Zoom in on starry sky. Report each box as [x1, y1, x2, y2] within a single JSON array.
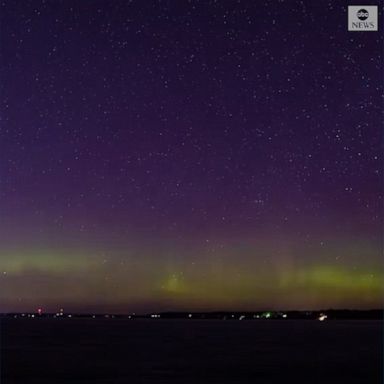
[[0, 0, 383, 313]]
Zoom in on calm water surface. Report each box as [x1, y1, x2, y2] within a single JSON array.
[[1, 319, 382, 383]]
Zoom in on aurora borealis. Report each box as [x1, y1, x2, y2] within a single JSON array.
[[0, 1, 382, 313]]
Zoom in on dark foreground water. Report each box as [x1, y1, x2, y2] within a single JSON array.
[[1, 319, 382, 383]]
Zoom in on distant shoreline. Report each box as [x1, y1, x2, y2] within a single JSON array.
[[1, 309, 382, 320]]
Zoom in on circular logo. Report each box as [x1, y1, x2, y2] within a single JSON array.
[[357, 9, 369, 20]]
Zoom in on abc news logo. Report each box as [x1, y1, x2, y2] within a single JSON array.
[[357, 9, 369, 20], [348, 6, 378, 31]]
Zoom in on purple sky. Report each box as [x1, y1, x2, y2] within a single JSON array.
[[0, 0, 382, 313]]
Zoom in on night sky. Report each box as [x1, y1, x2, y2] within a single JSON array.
[[0, 0, 382, 313]]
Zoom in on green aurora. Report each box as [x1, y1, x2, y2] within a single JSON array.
[[1, 240, 382, 313]]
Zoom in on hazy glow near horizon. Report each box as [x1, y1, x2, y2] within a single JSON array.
[[1, 240, 382, 312]]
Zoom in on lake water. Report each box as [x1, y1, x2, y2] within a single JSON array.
[[1, 318, 382, 383]]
